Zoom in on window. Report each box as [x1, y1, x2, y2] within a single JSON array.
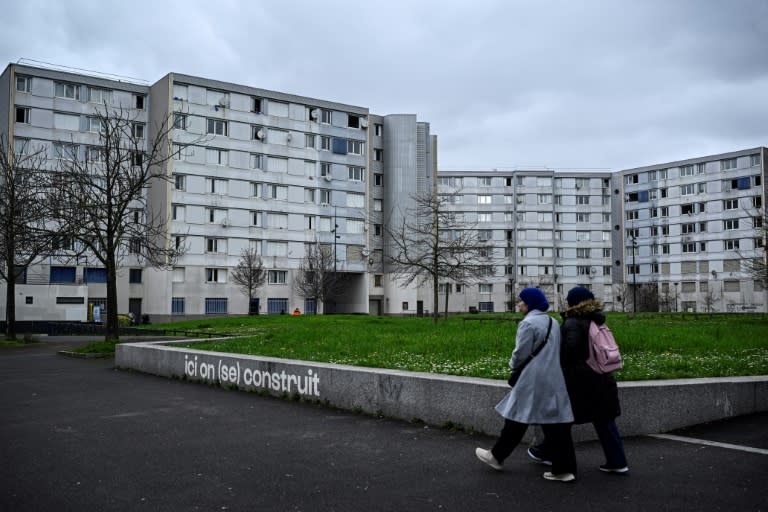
[[478, 213, 492, 223], [50, 266, 76, 283], [725, 239, 740, 250], [135, 95, 145, 110], [267, 214, 288, 230], [132, 123, 145, 139], [129, 237, 142, 254], [374, 199, 382, 212], [171, 297, 185, 314], [680, 184, 695, 196], [477, 195, 492, 205], [374, 173, 383, 186], [172, 205, 185, 221], [206, 149, 228, 166], [478, 230, 493, 241], [305, 188, 316, 203], [266, 184, 288, 200], [319, 189, 332, 205], [680, 165, 694, 177], [374, 123, 383, 136], [625, 174, 638, 185], [54, 143, 78, 160], [626, 264, 639, 275], [723, 219, 739, 230], [577, 248, 591, 258], [84, 268, 107, 283], [479, 284, 493, 294], [576, 195, 590, 205], [347, 114, 361, 128], [373, 148, 383, 161], [129, 269, 142, 284], [576, 231, 591, 241], [205, 298, 228, 314], [479, 176, 492, 187], [626, 210, 639, 220], [173, 174, 185, 190], [576, 213, 590, 223], [347, 140, 364, 155], [347, 193, 365, 208], [681, 223, 696, 234], [682, 242, 697, 253], [720, 158, 737, 170], [207, 119, 228, 136], [206, 178, 228, 194], [206, 238, 227, 253], [206, 207, 227, 223], [205, 268, 227, 283], [438, 176, 463, 187], [15, 107, 30, 124], [347, 220, 365, 233], [16, 75, 31, 92], [305, 134, 315, 148], [348, 166, 365, 182], [54, 113, 79, 131], [88, 87, 112, 104], [55, 82, 79, 100], [251, 97, 262, 113], [537, 194, 552, 204], [268, 270, 287, 284], [174, 113, 187, 130], [320, 136, 331, 151], [251, 211, 262, 226], [750, 154, 761, 166], [320, 109, 332, 124], [374, 224, 382, 236], [87, 117, 105, 133]]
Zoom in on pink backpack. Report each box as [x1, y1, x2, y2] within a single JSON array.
[[586, 321, 623, 374]]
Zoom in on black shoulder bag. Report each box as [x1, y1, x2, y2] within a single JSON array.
[[507, 317, 554, 387]]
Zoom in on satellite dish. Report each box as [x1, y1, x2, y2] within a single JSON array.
[[361, 248, 370, 257], [310, 109, 319, 120], [360, 118, 368, 128], [256, 129, 265, 140]]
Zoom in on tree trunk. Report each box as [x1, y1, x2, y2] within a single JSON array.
[[443, 285, 449, 321], [106, 260, 119, 341], [5, 261, 16, 340]]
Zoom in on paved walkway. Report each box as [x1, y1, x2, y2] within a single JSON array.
[[1, 338, 766, 511]]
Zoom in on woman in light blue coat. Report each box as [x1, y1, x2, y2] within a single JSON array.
[[475, 288, 577, 482]]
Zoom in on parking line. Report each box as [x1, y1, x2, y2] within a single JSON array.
[[648, 434, 768, 455]]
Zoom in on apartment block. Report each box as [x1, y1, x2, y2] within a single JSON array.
[[1, 61, 765, 322], [1, 63, 434, 321], [619, 148, 766, 313]]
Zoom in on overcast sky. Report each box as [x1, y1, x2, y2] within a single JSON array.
[[2, 0, 766, 171]]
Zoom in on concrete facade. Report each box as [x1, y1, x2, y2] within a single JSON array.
[[1, 60, 765, 321], [116, 340, 768, 441]]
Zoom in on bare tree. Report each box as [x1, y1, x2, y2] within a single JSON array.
[[0, 136, 53, 339], [293, 241, 347, 314], [739, 208, 768, 289], [48, 106, 188, 340], [385, 191, 494, 323], [230, 248, 266, 314]]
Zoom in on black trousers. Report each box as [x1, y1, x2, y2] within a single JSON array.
[[491, 420, 577, 475]]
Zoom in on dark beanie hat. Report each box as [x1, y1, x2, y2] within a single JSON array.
[[566, 286, 594, 306], [519, 288, 549, 312]]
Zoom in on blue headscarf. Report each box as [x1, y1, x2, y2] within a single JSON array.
[[519, 287, 549, 312]]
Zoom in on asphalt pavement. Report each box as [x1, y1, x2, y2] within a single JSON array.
[[1, 337, 766, 512]]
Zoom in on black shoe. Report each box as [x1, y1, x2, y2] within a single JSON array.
[[527, 447, 552, 466], [599, 464, 629, 474]]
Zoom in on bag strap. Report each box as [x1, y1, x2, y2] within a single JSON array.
[[512, 317, 554, 370], [530, 317, 554, 358]]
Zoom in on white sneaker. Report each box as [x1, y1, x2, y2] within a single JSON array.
[[475, 448, 503, 471], [543, 471, 576, 482]]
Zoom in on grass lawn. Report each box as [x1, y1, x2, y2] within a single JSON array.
[[142, 312, 768, 381]]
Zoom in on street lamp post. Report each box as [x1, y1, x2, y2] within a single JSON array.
[[631, 235, 638, 313]]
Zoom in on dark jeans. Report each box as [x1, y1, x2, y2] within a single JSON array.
[[491, 420, 577, 475], [535, 419, 627, 468], [594, 420, 628, 467]]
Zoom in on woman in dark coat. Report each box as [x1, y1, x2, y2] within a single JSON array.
[[528, 287, 629, 473]]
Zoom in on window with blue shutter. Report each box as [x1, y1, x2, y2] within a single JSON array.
[[332, 137, 348, 155]]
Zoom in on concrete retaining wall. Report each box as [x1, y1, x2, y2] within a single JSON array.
[[116, 340, 768, 440]]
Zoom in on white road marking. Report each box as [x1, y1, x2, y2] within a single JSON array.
[[648, 433, 768, 455]]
